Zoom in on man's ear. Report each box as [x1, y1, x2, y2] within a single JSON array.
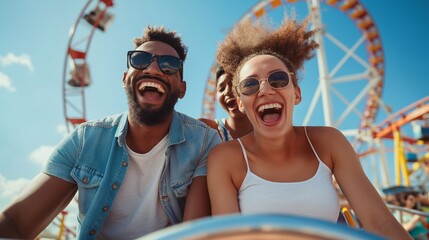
[[294, 86, 302, 105], [179, 81, 186, 98], [122, 71, 127, 82]]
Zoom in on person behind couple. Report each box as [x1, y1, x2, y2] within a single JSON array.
[[409, 153, 429, 207], [0, 26, 221, 239], [199, 66, 253, 141], [400, 192, 429, 240], [207, 16, 411, 240]]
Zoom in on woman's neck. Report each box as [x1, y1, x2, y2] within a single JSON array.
[[250, 126, 299, 154]]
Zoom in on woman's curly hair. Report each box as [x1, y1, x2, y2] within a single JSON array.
[[216, 16, 319, 94]]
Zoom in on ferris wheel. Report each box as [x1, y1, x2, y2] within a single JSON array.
[[55, 0, 115, 237], [62, 0, 114, 132], [202, 0, 385, 146]]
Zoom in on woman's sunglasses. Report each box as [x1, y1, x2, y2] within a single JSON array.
[[127, 50, 182, 75], [238, 71, 294, 96]]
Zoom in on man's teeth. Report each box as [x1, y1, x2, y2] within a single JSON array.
[[258, 103, 282, 112], [139, 82, 165, 93]]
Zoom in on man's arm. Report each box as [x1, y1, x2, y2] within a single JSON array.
[[182, 176, 211, 221], [0, 173, 77, 239], [183, 127, 222, 221]]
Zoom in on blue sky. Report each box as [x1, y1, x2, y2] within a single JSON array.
[[1, 0, 428, 232]]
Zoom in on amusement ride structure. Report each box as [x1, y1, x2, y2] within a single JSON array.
[[62, 0, 114, 132], [55, 0, 428, 239]]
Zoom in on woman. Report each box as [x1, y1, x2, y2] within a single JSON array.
[[199, 66, 253, 141], [207, 17, 411, 239], [400, 193, 429, 239]]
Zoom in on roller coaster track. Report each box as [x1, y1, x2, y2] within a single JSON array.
[[373, 96, 429, 142]]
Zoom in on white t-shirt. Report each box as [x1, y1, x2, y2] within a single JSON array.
[[100, 135, 169, 239]]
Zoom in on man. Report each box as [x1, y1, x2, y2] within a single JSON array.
[[0, 26, 221, 239]]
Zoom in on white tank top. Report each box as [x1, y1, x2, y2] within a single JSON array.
[[238, 127, 340, 222], [100, 135, 169, 239]]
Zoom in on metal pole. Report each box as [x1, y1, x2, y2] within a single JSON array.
[[308, 0, 333, 126]]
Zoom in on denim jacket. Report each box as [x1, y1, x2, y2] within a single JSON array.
[[43, 111, 221, 239]]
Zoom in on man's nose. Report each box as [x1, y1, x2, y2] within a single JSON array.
[[143, 57, 162, 75]]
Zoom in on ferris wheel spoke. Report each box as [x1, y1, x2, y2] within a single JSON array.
[[330, 86, 362, 118], [328, 34, 366, 78], [70, 35, 91, 49], [331, 71, 370, 84], [335, 77, 380, 127], [65, 100, 84, 115], [325, 32, 371, 70], [341, 129, 360, 137]]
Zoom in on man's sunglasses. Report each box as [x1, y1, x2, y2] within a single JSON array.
[[238, 71, 294, 96], [127, 50, 182, 75]]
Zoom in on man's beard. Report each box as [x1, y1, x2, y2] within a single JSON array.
[[125, 80, 179, 126]]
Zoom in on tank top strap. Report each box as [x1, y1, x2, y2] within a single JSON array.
[[304, 126, 322, 164], [215, 118, 231, 141], [236, 138, 250, 171]]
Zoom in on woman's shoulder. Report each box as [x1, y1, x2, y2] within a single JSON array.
[[299, 126, 347, 161], [207, 139, 248, 189], [208, 140, 245, 167], [302, 126, 345, 142], [198, 118, 219, 130], [210, 139, 242, 157], [303, 125, 341, 133]]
